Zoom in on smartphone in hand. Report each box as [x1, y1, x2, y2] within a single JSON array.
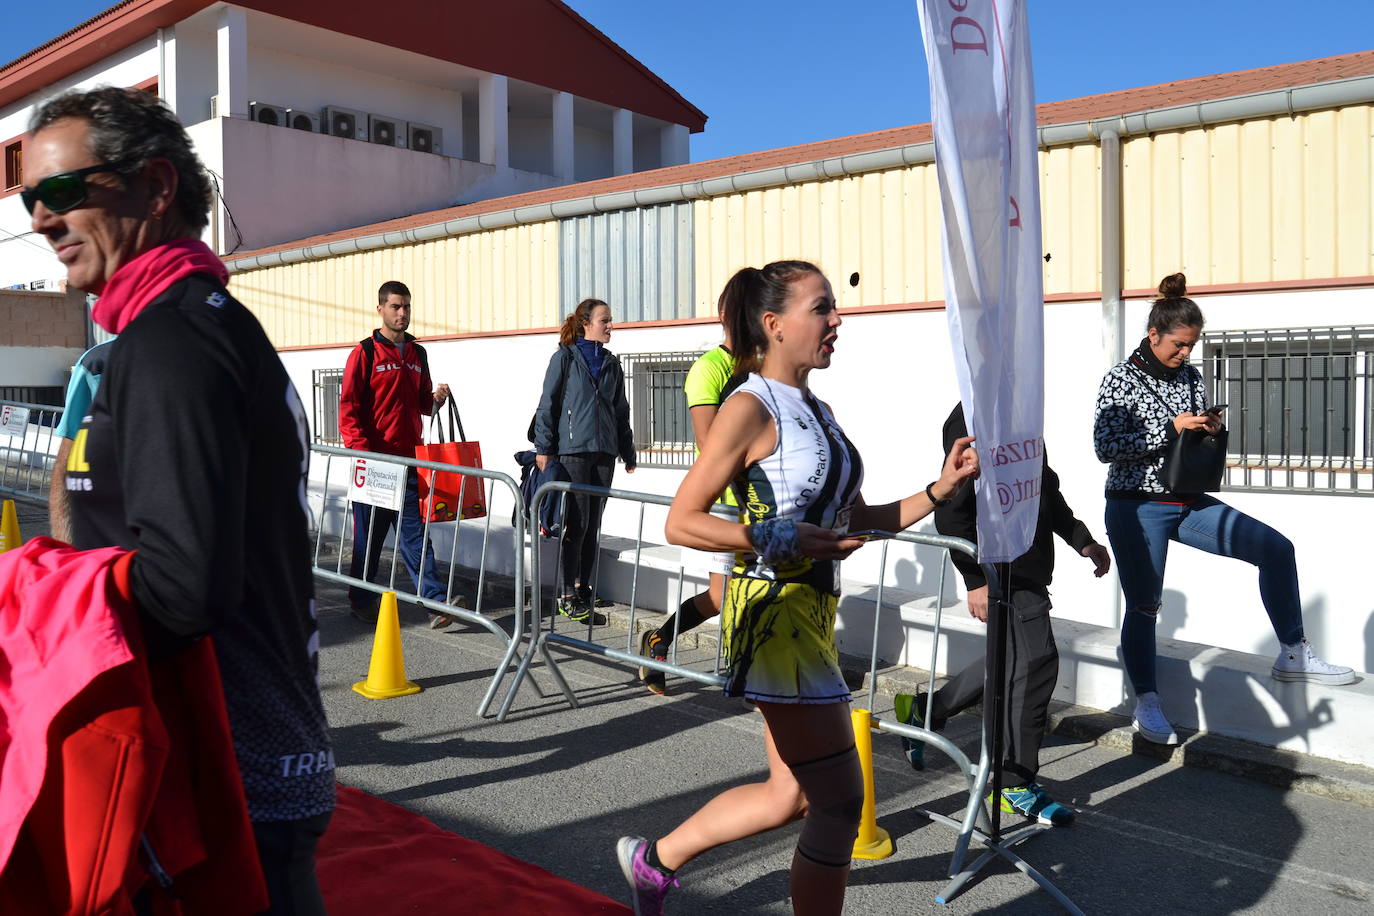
[[1203, 403, 1228, 417]]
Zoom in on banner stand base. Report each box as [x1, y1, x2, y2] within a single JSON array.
[[916, 806, 1081, 913]]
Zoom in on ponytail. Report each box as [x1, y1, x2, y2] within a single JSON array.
[[719, 260, 821, 378], [559, 298, 608, 347]]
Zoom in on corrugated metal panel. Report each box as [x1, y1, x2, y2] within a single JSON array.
[[1121, 104, 1374, 289], [233, 223, 561, 347], [692, 168, 944, 314], [558, 202, 694, 323], [691, 148, 1098, 310], [1039, 142, 1102, 295]]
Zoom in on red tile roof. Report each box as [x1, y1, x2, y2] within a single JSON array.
[[1, 1, 706, 130], [230, 49, 1374, 264]]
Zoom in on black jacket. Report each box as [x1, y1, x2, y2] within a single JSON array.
[[934, 403, 1097, 592], [531, 344, 636, 466], [67, 273, 333, 822]]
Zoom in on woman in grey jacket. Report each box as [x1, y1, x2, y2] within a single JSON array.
[[533, 299, 636, 620]]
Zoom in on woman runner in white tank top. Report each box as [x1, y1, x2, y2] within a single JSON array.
[[614, 261, 980, 916]]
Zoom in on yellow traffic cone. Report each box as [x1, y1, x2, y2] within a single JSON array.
[[0, 500, 21, 553], [352, 592, 421, 698], [851, 707, 894, 860]]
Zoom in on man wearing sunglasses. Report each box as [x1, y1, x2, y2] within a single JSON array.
[[22, 87, 334, 913]]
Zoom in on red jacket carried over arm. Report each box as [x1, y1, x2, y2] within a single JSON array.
[[338, 333, 434, 456]]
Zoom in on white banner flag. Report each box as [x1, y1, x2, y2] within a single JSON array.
[[917, 0, 1044, 563]]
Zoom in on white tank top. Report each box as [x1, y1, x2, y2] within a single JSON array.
[[725, 373, 864, 592]]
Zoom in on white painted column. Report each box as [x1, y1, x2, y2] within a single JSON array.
[[479, 74, 509, 169], [216, 6, 247, 119], [451, 92, 465, 160], [157, 28, 172, 106], [612, 107, 634, 175], [660, 123, 689, 167], [552, 91, 575, 181]]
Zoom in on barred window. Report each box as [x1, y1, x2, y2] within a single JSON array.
[[312, 367, 344, 446], [1201, 326, 1374, 495], [620, 351, 703, 469]]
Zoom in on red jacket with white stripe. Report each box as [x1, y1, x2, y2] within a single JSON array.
[[338, 331, 435, 456]]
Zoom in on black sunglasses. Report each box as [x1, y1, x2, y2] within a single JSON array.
[[20, 161, 132, 216]]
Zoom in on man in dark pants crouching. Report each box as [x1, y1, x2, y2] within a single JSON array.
[[895, 402, 1111, 827]]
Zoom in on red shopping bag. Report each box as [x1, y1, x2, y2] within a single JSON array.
[[415, 401, 487, 521]]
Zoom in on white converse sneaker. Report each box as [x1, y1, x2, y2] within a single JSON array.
[[1272, 638, 1356, 686], [1132, 692, 1179, 745]]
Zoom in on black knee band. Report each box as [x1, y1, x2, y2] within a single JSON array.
[[788, 745, 863, 867]]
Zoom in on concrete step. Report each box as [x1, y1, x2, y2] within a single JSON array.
[[600, 603, 1374, 809]]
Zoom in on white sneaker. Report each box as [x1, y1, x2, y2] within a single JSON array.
[[1272, 638, 1356, 686], [1132, 692, 1179, 745]]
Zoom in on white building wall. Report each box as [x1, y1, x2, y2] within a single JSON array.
[[0, 346, 83, 385], [244, 46, 467, 153], [509, 115, 554, 175], [162, 24, 218, 124], [213, 117, 559, 252], [574, 124, 614, 182], [279, 286, 1374, 679]]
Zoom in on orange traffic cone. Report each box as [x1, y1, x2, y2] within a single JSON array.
[[851, 707, 895, 860], [352, 592, 421, 698], [0, 499, 21, 553]]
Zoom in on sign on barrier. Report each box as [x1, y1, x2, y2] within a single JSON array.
[[0, 405, 29, 437], [347, 456, 406, 511]]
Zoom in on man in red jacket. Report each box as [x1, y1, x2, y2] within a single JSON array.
[[339, 281, 457, 627]]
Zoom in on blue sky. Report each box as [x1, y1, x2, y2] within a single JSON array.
[[5, 1, 1373, 162]]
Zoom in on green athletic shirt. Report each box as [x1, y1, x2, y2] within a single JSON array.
[[684, 344, 736, 410], [684, 345, 738, 506]]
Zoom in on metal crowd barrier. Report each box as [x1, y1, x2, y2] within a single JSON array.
[[308, 444, 529, 718], [0, 399, 63, 504], [496, 479, 734, 721], [499, 478, 1074, 911]]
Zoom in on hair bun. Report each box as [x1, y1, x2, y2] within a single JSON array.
[[1158, 272, 1188, 299]]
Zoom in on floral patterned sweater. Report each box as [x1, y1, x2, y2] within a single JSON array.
[[1093, 350, 1209, 498]]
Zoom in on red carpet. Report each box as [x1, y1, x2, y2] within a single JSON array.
[[318, 786, 630, 915]]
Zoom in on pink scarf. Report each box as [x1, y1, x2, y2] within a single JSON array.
[[91, 239, 230, 334]]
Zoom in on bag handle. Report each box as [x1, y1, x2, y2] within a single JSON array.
[[447, 399, 467, 442], [427, 406, 447, 444]]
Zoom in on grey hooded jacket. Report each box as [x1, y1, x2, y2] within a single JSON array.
[[531, 344, 636, 467]]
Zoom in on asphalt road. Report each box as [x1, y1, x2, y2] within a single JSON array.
[[316, 583, 1374, 915]]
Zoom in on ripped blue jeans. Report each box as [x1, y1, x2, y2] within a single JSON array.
[[1105, 495, 1304, 696]]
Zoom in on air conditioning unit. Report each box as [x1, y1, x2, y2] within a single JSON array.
[[285, 108, 320, 133], [368, 114, 408, 148], [249, 101, 287, 127], [321, 106, 368, 141], [407, 122, 443, 156]]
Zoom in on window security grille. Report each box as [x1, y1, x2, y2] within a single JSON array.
[[312, 368, 345, 446], [1200, 325, 1374, 495], [619, 351, 704, 469]]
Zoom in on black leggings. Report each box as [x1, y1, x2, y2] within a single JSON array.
[[558, 452, 615, 592]]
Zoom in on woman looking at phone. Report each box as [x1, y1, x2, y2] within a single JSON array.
[[615, 260, 978, 916], [1093, 272, 1354, 747]]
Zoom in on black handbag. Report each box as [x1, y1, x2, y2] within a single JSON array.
[[1160, 426, 1228, 492], [1132, 368, 1228, 493]]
